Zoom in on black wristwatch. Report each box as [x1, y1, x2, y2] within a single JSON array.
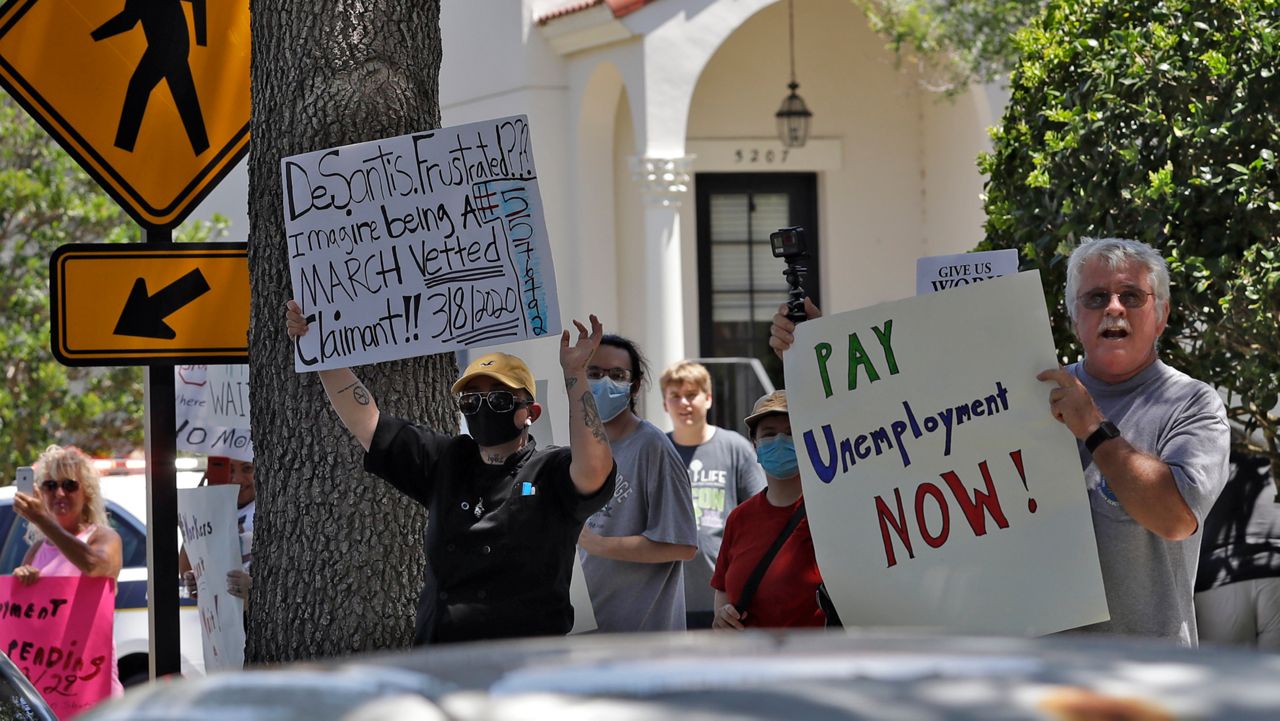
[[1085, 420, 1121, 454]]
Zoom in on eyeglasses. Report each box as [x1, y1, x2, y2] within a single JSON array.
[[1078, 289, 1155, 311], [457, 391, 532, 415], [587, 367, 632, 383], [41, 479, 81, 494]]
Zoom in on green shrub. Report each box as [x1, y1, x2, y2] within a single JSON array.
[[979, 0, 1280, 475]]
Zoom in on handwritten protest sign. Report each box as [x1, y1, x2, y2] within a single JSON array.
[[178, 486, 246, 671], [0, 576, 115, 718], [785, 271, 1108, 635], [282, 115, 561, 372], [175, 365, 253, 461], [915, 248, 1019, 295]]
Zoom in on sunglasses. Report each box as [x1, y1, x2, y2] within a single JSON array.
[[457, 391, 532, 415], [41, 479, 81, 494], [1078, 289, 1155, 311]]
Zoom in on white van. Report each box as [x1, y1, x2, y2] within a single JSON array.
[[0, 473, 206, 685]]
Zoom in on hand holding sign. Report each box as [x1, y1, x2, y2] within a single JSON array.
[[285, 299, 310, 339], [1037, 366, 1106, 439]]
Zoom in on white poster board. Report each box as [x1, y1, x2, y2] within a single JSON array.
[[784, 271, 1108, 635], [178, 486, 246, 671], [175, 365, 253, 461], [568, 554, 597, 635], [916, 248, 1019, 295], [282, 115, 561, 372]]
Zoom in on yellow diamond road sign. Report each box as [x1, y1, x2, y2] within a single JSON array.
[[0, 0, 250, 229], [50, 243, 249, 366]]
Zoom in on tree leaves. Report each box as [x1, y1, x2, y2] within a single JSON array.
[[981, 0, 1280, 474], [0, 92, 226, 475]]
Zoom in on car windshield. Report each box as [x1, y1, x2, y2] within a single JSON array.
[[0, 652, 55, 721]]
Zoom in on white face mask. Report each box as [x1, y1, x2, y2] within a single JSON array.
[[590, 377, 632, 422]]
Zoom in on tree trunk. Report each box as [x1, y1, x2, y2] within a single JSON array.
[[246, 0, 452, 661]]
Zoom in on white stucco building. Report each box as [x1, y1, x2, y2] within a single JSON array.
[[190, 0, 1004, 436]]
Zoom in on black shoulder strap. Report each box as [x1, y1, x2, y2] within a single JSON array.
[[735, 502, 806, 615]]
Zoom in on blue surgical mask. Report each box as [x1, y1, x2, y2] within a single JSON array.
[[590, 377, 632, 422], [756, 434, 799, 479]]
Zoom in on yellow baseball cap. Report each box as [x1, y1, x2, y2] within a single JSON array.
[[744, 390, 789, 435], [451, 352, 537, 400]]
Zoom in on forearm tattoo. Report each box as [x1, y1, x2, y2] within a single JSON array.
[[580, 391, 608, 445], [565, 376, 579, 391], [338, 381, 372, 406]]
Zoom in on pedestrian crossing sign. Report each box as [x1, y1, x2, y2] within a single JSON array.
[[0, 0, 250, 229]]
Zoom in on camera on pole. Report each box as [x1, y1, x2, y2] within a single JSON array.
[[770, 226, 809, 324]]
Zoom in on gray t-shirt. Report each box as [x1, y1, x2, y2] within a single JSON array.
[[581, 419, 698, 632], [1070, 359, 1229, 646], [669, 427, 767, 614]]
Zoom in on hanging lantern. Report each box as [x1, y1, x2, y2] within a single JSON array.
[[775, 0, 812, 148], [776, 81, 812, 149]]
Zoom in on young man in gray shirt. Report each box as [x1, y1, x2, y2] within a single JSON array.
[[579, 335, 698, 632], [661, 360, 766, 629]]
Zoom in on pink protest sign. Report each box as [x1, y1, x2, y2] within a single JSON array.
[[0, 576, 115, 719]]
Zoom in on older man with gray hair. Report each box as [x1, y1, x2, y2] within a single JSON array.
[[1036, 237, 1229, 646]]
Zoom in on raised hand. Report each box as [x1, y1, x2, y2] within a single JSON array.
[[769, 298, 822, 359], [560, 314, 603, 375], [13, 491, 53, 529]]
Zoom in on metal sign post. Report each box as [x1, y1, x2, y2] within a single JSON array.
[[140, 221, 181, 676]]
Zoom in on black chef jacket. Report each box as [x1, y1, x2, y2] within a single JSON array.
[[364, 414, 616, 644]]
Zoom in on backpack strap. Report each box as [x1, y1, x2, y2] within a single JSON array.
[[734, 502, 806, 615]]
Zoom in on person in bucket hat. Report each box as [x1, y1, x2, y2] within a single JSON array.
[[711, 390, 828, 630]]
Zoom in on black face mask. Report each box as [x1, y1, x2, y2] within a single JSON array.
[[467, 406, 523, 447]]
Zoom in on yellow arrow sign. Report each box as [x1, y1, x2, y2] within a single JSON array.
[[0, 0, 250, 229], [50, 243, 248, 366]]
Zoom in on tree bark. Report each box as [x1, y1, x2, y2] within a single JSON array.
[[246, 0, 452, 661]]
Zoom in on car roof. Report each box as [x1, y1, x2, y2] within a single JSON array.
[[0, 472, 205, 525], [79, 630, 1280, 721]]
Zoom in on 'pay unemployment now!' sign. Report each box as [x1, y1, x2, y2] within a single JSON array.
[[785, 271, 1108, 635]]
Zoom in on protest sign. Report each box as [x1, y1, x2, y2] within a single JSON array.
[[0, 576, 115, 718], [784, 271, 1108, 635], [568, 553, 597, 635], [915, 248, 1019, 296], [282, 115, 561, 372], [175, 364, 253, 461], [178, 485, 246, 671]]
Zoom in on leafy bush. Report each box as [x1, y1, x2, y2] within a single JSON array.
[[979, 0, 1280, 477]]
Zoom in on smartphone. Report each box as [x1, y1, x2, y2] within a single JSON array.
[[15, 466, 34, 495], [205, 456, 230, 486]]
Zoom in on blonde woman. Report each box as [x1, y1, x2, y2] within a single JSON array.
[[12, 444, 124, 696]]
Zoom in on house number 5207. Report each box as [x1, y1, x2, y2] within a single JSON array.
[[734, 148, 789, 164]]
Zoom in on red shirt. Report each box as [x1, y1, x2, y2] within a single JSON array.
[[711, 493, 826, 628]]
